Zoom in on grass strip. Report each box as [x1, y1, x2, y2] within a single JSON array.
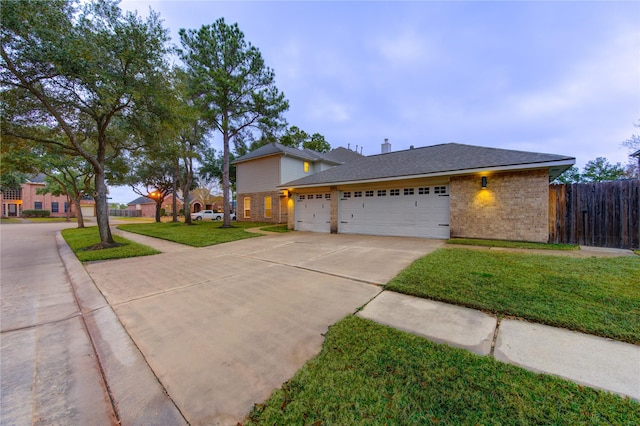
[[62, 226, 160, 262], [117, 220, 267, 247], [0, 218, 21, 223], [259, 224, 289, 233], [387, 248, 640, 344], [447, 238, 578, 250], [247, 316, 639, 425]]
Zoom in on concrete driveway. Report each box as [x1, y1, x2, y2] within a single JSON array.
[[85, 231, 443, 425]]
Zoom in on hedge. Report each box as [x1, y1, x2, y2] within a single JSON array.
[[22, 209, 51, 218]]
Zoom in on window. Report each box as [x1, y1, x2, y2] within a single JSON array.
[[418, 187, 429, 195], [304, 161, 310, 173], [403, 188, 415, 195], [343, 192, 351, 198], [315, 194, 323, 199], [434, 186, 447, 194], [243, 197, 251, 218], [52, 202, 59, 213], [365, 190, 374, 197], [390, 189, 400, 196], [1, 188, 21, 200], [299, 195, 306, 200], [64, 202, 69, 213], [377, 190, 386, 197], [34, 201, 43, 209], [324, 194, 331, 199], [264, 196, 272, 218], [354, 191, 363, 198]]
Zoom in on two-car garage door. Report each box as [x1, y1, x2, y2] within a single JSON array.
[[295, 185, 450, 238], [339, 185, 450, 238]]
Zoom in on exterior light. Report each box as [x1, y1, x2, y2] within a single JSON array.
[[481, 176, 487, 188]]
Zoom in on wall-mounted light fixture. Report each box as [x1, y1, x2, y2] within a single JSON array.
[[481, 176, 487, 188], [281, 189, 292, 197]]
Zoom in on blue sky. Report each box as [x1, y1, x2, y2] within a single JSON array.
[[111, 0, 639, 203]]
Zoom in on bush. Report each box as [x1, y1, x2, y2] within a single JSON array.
[[160, 208, 166, 216], [22, 209, 50, 218]]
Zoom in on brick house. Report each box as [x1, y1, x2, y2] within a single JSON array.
[[0, 174, 95, 218], [233, 143, 363, 223], [259, 142, 574, 242], [126, 192, 216, 218]]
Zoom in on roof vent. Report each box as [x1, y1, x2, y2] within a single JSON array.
[[409, 145, 414, 150], [381, 138, 391, 154]]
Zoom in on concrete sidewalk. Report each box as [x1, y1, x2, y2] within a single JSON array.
[[358, 291, 640, 401]]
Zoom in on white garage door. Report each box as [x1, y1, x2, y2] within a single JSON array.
[[339, 186, 450, 238], [295, 193, 331, 232], [81, 205, 95, 217]]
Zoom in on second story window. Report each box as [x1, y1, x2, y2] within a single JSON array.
[[304, 161, 310, 173]]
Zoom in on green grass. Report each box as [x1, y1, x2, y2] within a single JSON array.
[[386, 248, 640, 344], [247, 316, 639, 425], [0, 218, 21, 223], [25, 217, 78, 223], [62, 226, 160, 262], [117, 220, 269, 247], [259, 224, 289, 233], [447, 238, 579, 250]]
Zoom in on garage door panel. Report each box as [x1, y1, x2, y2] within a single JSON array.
[[339, 187, 449, 239], [295, 195, 330, 233]]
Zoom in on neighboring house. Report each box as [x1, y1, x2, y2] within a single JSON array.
[[126, 193, 204, 217], [0, 174, 95, 218], [126, 196, 156, 218], [268, 142, 574, 243], [233, 143, 364, 223]]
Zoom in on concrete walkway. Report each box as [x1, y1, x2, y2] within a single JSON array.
[[358, 292, 640, 401]]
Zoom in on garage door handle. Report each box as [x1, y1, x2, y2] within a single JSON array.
[[340, 221, 348, 223], [438, 224, 450, 226], [439, 194, 449, 197]]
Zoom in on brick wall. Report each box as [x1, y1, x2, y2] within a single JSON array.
[[236, 190, 288, 223], [450, 169, 549, 242]]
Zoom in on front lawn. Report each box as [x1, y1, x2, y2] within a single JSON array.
[[62, 226, 160, 262], [117, 220, 268, 247], [386, 248, 640, 344], [247, 316, 639, 425]]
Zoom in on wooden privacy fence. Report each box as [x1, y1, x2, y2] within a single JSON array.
[[549, 180, 640, 249]]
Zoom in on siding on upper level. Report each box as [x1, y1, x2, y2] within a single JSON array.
[[280, 155, 312, 185], [236, 155, 281, 193]]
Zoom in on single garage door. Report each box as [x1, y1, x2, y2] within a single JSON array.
[[295, 193, 331, 232], [339, 186, 450, 238], [81, 204, 95, 217]]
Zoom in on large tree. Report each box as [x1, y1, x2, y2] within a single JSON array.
[[178, 18, 289, 227], [581, 157, 625, 182], [1, 0, 169, 247]]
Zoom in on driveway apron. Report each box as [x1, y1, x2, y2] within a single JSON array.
[[85, 231, 442, 425]]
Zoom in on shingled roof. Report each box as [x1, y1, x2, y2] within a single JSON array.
[[232, 142, 365, 166], [280, 143, 575, 188]]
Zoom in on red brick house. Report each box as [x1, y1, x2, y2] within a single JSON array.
[[0, 174, 95, 218]]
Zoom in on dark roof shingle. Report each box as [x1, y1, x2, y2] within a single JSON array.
[[282, 143, 574, 187]]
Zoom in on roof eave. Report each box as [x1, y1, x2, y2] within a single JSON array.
[[278, 159, 576, 189]]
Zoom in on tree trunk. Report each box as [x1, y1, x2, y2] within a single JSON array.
[[73, 197, 85, 228], [94, 170, 116, 247], [155, 199, 162, 223], [172, 164, 178, 222], [222, 128, 231, 228]]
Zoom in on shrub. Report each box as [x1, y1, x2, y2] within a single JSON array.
[[22, 209, 50, 218]]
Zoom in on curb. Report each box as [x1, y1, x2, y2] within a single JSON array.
[[57, 232, 188, 425]]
